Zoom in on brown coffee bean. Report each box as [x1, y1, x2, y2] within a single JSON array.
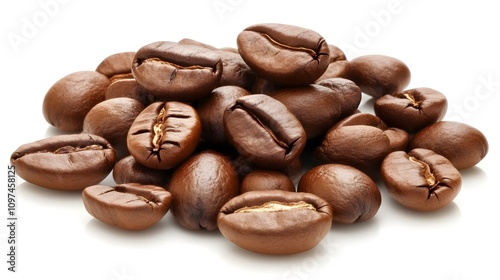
[[217, 190, 332, 255], [42, 71, 110, 131], [168, 150, 239, 230], [240, 170, 295, 193], [10, 134, 115, 191], [237, 23, 330, 86], [272, 84, 342, 140], [95, 51, 135, 79], [409, 121, 488, 170], [316, 44, 350, 81], [381, 148, 462, 211], [132, 41, 223, 102], [298, 164, 381, 223], [223, 94, 307, 170], [196, 85, 251, 146], [82, 97, 145, 159], [82, 183, 172, 230], [315, 77, 362, 118], [127, 101, 201, 170], [112, 155, 172, 187], [374, 87, 448, 133], [104, 77, 158, 106], [347, 54, 411, 98]]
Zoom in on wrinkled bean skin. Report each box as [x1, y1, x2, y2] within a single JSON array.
[[224, 94, 306, 170], [10, 134, 116, 191], [127, 101, 201, 170], [168, 150, 239, 230], [132, 41, 223, 102], [237, 23, 330, 86], [409, 121, 488, 170], [347, 54, 411, 98], [240, 170, 296, 193], [42, 71, 110, 132], [217, 190, 333, 255], [381, 148, 462, 211], [82, 183, 173, 230], [374, 87, 448, 133], [298, 164, 381, 223]]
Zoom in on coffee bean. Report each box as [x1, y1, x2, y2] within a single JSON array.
[[315, 77, 362, 118], [298, 164, 381, 223], [223, 94, 306, 170], [82, 183, 172, 230], [240, 170, 295, 193], [112, 155, 172, 187], [82, 97, 145, 159], [132, 41, 223, 102], [104, 77, 158, 106], [42, 71, 110, 131], [95, 51, 135, 79], [10, 134, 115, 191], [381, 148, 462, 211], [127, 101, 201, 170], [217, 190, 332, 255], [409, 121, 488, 170], [316, 44, 350, 81], [237, 23, 330, 86], [168, 150, 239, 230], [374, 87, 448, 133], [347, 54, 411, 98]]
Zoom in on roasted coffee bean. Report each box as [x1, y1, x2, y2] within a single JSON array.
[[168, 150, 239, 230], [237, 23, 330, 86], [217, 190, 332, 255], [381, 148, 462, 211], [132, 41, 223, 102], [240, 170, 295, 193], [316, 44, 350, 81], [127, 101, 201, 170], [224, 94, 307, 170], [10, 134, 115, 191], [409, 121, 488, 170], [298, 164, 381, 223], [82, 183, 172, 230], [196, 86, 250, 146], [272, 84, 342, 139], [315, 77, 362, 118], [213, 49, 257, 90], [374, 87, 448, 133], [95, 51, 135, 79], [315, 113, 409, 172], [347, 54, 411, 98], [104, 77, 158, 105], [42, 71, 110, 131], [83, 97, 145, 159], [178, 38, 218, 50], [112, 155, 172, 187]]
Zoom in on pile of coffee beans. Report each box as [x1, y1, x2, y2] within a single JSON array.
[[10, 23, 489, 255]]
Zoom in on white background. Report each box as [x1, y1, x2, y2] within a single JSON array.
[[1, 1, 499, 280]]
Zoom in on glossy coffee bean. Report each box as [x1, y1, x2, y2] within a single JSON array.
[[409, 121, 488, 170], [104, 77, 158, 106], [10, 134, 115, 191], [168, 150, 239, 230], [298, 164, 381, 223], [132, 41, 223, 102], [213, 49, 257, 90], [82, 183, 172, 230], [42, 71, 110, 131], [240, 170, 296, 193], [348, 54, 411, 98], [381, 148, 462, 211], [82, 97, 145, 159], [95, 51, 135, 79], [272, 84, 342, 140], [237, 23, 330, 86], [316, 44, 350, 81], [217, 190, 333, 255], [224, 94, 307, 170], [196, 85, 250, 146], [315, 77, 362, 118], [112, 155, 172, 187], [374, 87, 448, 133], [127, 101, 201, 170]]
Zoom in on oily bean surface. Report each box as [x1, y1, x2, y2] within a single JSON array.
[[127, 101, 201, 170], [82, 183, 172, 230], [112, 155, 172, 187], [381, 148, 462, 211], [95, 51, 136, 79], [240, 170, 296, 193], [10, 134, 115, 191], [217, 190, 333, 255]]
